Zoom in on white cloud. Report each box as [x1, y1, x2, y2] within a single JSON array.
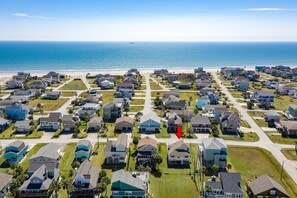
[[242, 8, 297, 11], [11, 12, 49, 19]]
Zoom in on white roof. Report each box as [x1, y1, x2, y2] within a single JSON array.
[[202, 138, 227, 150], [140, 112, 161, 124]]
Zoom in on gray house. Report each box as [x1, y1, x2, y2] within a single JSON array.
[[285, 104, 297, 120], [205, 172, 243, 198], [202, 138, 227, 168], [103, 101, 123, 121], [167, 112, 183, 133], [88, 117, 103, 131], [0, 172, 13, 198], [190, 115, 211, 133], [15, 120, 33, 133], [105, 133, 128, 164], [0, 117, 10, 132], [42, 91, 61, 100], [168, 140, 190, 165], [111, 170, 147, 198], [264, 110, 281, 122], [28, 143, 61, 178], [220, 112, 241, 134]]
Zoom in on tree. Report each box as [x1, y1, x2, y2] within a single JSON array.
[[94, 182, 106, 197], [247, 101, 254, 110], [99, 170, 107, 181], [84, 112, 90, 122], [226, 164, 232, 172], [239, 132, 245, 139], [50, 179, 61, 198], [72, 160, 81, 169], [133, 137, 140, 145], [212, 165, 219, 176], [9, 179, 20, 197], [205, 186, 212, 193], [151, 154, 163, 170]]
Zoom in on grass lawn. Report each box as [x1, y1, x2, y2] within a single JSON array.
[[266, 133, 297, 145], [241, 120, 251, 128], [0, 125, 43, 139], [129, 105, 144, 112], [61, 91, 77, 97], [59, 143, 76, 179], [0, 155, 13, 175], [247, 111, 264, 117], [281, 148, 297, 161], [126, 143, 137, 171], [150, 82, 163, 90], [228, 146, 297, 198], [131, 122, 141, 138], [20, 143, 46, 172], [180, 91, 198, 109], [28, 98, 69, 111], [59, 79, 87, 90], [274, 95, 297, 110], [130, 99, 145, 105], [151, 91, 165, 98], [99, 122, 118, 138], [254, 118, 268, 127], [101, 91, 115, 104], [222, 132, 259, 142], [150, 143, 200, 198], [229, 91, 243, 98], [140, 85, 147, 90], [155, 121, 171, 138], [182, 122, 197, 139]]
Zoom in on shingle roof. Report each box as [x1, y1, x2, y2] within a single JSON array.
[[168, 140, 190, 157], [111, 169, 146, 191], [137, 136, 157, 149], [115, 133, 128, 148], [89, 117, 103, 124], [74, 160, 99, 188], [202, 138, 227, 150], [140, 112, 161, 124], [190, 115, 210, 125], [7, 140, 25, 150], [15, 120, 31, 128], [39, 112, 62, 122], [280, 120, 297, 130], [248, 175, 289, 196], [30, 143, 61, 160], [115, 116, 134, 125], [0, 172, 13, 190], [0, 117, 9, 125], [220, 172, 243, 194]]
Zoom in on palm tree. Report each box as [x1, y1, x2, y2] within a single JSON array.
[[212, 165, 219, 176], [226, 164, 232, 172], [50, 179, 61, 198]]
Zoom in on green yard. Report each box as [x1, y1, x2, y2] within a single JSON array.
[[228, 146, 297, 198], [281, 148, 297, 161], [59, 143, 76, 179], [129, 105, 144, 112], [126, 144, 137, 171], [59, 79, 87, 90], [221, 132, 259, 142], [229, 91, 243, 98], [155, 121, 171, 138], [151, 91, 164, 98], [99, 122, 118, 138], [101, 91, 115, 104], [20, 143, 46, 172], [0, 125, 43, 139], [150, 82, 163, 90], [150, 143, 200, 198], [247, 111, 264, 117], [130, 99, 145, 105], [274, 95, 297, 110], [241, 120, 251, 128], [267, 133, 297, 145], [61, 91, 77, 97], [28, 98, 69, 111]]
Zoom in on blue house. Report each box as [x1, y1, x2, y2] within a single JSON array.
[[5, 105, 28, 121], [111, 170, 147, 198], [207, 92, 219, 105], [75, 140, 92, 162], [255, 66, 266, 72], [4, 140, 28, 165], [139, 112, 161, 133], [196, 96, 210, 110]]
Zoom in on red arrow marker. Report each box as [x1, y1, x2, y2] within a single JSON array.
[[175, 125, 183, 139]]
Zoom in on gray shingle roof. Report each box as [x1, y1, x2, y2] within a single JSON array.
[[219, 172, 243, 194], [202, 138, 227, 150], [15, 120, 31, 128], [30, 143, 61, 160], [74, 160, 99, 188], [168, 140, 190, 157], [0, 172, 13, 190], [0, 117, 9, 125], [39, 112, 62, 122], [7, 140, 25, 151], [190, 115, 210, 125], [140, 112, 161, 125]]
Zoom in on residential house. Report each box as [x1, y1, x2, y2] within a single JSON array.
[[5, 104, 28, 121], [264, 79, 279, 89], [190, 115, 211, 133], [255, 66, 266, 72], [285, 104, 297, 120], [75, 140, 92, 162], [167, 112, 183, 133], [39, 112, 62, 131], [278, 85, 295, 96], [168, 140, 190, 165], [42, 91, 61, 100], [137, 136, 157, 164], [277, 120, 297, 137], [207, 92, 219, 104], [6, 80, 24, 89], [243, 70, 259, 81], [0, 117, 10, 132], [220, 112, 241, 134], [165, 99, 187, 110], [212, 106, 228, 121], [246, 175, 289, 198], [168, 109, 193, 122], [4, 140, 28, 165], [200, 87, 215, 96], [88, 117, 103, 132], [196, 79, 211, 90], [77, 103, 100, 120], [28, 143, 61, 178], [166, 74, 179, 82], [177, 83, 192, 89], [15, 120, 33, 133], [19, 165, 54, 198], [252, 91, 274, 105], [288, 89, 297, 99], [233, 77, 250, 91], [72, 160, 100, 197], [163, 89, 180, 99], [116, 82, 134, 99], [113, 98, 130, 109], [14, 89, 37, 98], [139, 112, 161, 133], [264, 111, 281, 122], [205, 172, 243, 198], [154, 69, 169, 77], [103, 101, 123, 121], [62, 114, 78, 132], [115, 116, 134, 132], [0, 172, 13, 198], [202, 138, 227, 168], [81, 94, 101, 104], [111, 170, 147, 198], [164, 95, 179, 105], [221, 67, 244, 79], [196, 96, 210, 109], [105, 133, 128, 164], [28, 80, 47, 89], [101, 79, 115, 89]]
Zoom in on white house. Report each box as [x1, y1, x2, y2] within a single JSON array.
[[104, 133, 128, 164], [101, 80, 115, 89]]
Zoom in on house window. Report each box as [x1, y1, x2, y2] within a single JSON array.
[[270, 190, 276, 195]]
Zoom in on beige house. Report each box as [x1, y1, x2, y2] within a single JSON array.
[[137, 136, 157, 164], [115, 116, 134, 132]]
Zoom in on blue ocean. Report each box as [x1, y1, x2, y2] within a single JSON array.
[[0, 42, 297, 72]]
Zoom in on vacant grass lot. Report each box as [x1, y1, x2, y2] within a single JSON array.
[[266, 133, 297, 145], [155, 121, 171, 138], [151, 91, 165, 98], [281, 148, 297, 161], [229, 91, 243, 98], [129, 105, 144, 112], [60, 79, 87, 90], [101, 91, 115, 104], [228, 146, 297, 198], [130, 99, 145, 105], [247, 111, 264, 117], [222, 132, 259, 142], [59, 143, 76, 179], [28, 98, 69, 111], [150, 143, 200, 198], [150, 82, 163, 90], [241, 120, 251, 128], [98, 122, 118, 138], [61, 91, 77, 97], [0, 125, 43, 139], [274, 95, 297, 110], [254, 118, 268, 127]]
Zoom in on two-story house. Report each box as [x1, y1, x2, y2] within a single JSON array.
[[168, 140, 190, 165], [42, 91, 61, 100], [252, 91, 274, 105], [285, 104, 297, 120], [139, 112, 161, 133], [103, 101, 123, 121], [190, 115, 211, 133], [75, 140, 92, 162], [88, 117, 103, 132], [28, 143, 61, 178], [105, 133, 128, 164], [202, 138, 227, 168], [167, 112, 183, 133], [196, 96, 210, 110], [115, 116, 134, 132], [137, 136, 157, 165], [5, 104, 28, 121], [116, 82, 134, 99], [39, 112, 62, 131], [72, 160, 100, 197], [220, 112, 241, 134], [4, 140, 28, 165], [77, 103, 100, 120]]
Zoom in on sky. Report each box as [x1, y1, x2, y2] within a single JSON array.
[[0, 0, 297, 41]]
